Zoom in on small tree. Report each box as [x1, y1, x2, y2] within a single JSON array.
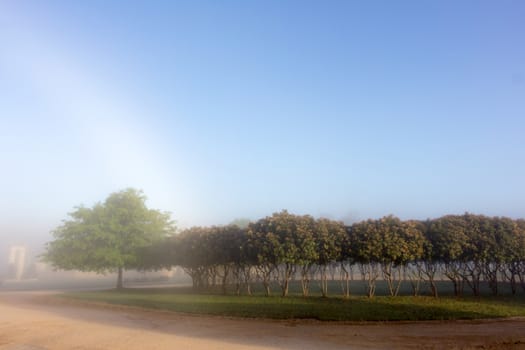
[[376, 216, 424, 297], [427, 215, 469, 296], [171, 226, 216, 291], [349, 219, 383, 298], [43, 188, 175, 289], [248, 210, 316, 297], [315, 218, 345, 297]]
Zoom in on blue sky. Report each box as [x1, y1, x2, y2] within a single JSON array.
[[1, 1, 524, 247]]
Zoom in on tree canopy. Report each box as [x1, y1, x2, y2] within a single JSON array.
[[43, 188, 175, 288], [43, 197, 525, 298], [158, 213, 525, 298]]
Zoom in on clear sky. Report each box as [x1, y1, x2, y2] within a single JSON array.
[[1, 1, 524, 248]]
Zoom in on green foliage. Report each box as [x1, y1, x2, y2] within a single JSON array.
[[45, 195, 525, 299], [247, 210, 318, 296], [248, 211, 315, 266], [315, 218, 345, 265], [157, 211, 525, 299], [43, 188, 175, 286], [348, 216, 425, 297]]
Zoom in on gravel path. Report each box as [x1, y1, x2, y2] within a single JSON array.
[[1, 291, 524, 349]]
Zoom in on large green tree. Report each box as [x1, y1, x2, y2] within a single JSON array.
[[43, 188, 175, 289]]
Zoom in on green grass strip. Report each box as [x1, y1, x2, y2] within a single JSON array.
[[61, 288, 525, 322]]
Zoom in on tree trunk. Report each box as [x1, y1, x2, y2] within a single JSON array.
[[116, 267, 124, 290], [256, 265, 273, 296], [405, 264, 422, 297], [244, 267, 253, 296], [423, 262, 438, 298], [360, 263, 379, 298], [319, 265, 328, 297], [382, 262, 402, 296], [277, 263, 294, 297], [484, 262, 499, 296], [510, 274, 517, 295], [282, 279, 289, 297], [429, 279, 438, 298], [300, 264, 311, 297], [339, 262, 351, 298], [220, 265, 230, 295], [264, 282, 271, 296]]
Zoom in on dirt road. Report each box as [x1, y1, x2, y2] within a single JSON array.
[[0, 291, 524, 350]]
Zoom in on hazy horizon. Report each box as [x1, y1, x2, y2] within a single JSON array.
[[1, 1, 524, 249]]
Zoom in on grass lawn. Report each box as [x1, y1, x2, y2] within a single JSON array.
[[61, 284, 525, 322]]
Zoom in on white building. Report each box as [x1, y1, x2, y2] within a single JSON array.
[[8, 245, 27, 281]]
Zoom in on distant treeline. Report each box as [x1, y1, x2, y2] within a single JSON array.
[[144, 211, 525, 298]]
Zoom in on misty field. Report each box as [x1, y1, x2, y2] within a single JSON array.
[[61, 281, 525, 322]]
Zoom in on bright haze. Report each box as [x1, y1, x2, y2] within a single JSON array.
[[1, 1, 524, 250]]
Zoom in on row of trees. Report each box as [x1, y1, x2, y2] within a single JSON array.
[[150, 211, 525, 298], [44, 189, 525, 297]]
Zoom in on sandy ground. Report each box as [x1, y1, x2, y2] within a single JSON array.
[[0, 291, 525, 350]]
